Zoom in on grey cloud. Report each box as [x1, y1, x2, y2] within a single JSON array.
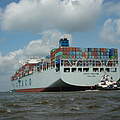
[[101, 18, 120, 44], [1, 0, 103, 32], [103, 1, 120, 16]]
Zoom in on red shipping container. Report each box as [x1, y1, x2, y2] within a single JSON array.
[[75, 48, 80, 52], [82, 52, 87, 58]]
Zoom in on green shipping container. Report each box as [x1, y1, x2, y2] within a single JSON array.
[[55, 52, 63, 57]]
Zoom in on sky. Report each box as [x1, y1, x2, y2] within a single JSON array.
[[0, 0, 120, 91]]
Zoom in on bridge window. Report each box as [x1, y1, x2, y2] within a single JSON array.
[[93, 68, 99, 72], [105, 68, 110, 72], [71, 68, 76, 72], [78, 68, 82, 72], [100, 68, 104, 72], [83, 68, 89, 72], [64, 68, 70, 72]]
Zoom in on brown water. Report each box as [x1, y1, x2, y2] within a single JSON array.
[[0, 91, 120, 120]]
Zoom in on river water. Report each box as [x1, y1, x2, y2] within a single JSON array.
[[0, 91, 120, 120]]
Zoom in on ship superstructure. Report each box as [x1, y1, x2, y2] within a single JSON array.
[[11, 35, 120, 92]]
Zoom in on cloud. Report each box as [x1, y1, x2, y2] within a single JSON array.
[[0, 30, 61, 91], [0, 49, 24, 86], [100, 1, 120, 44], [101, 18, 120, 44], [24, 30, 62, 56], [0, 51, 20, 91], [1, 0, 103, 32], [0, 53, 17, 74], [103, 1, 120, 16]]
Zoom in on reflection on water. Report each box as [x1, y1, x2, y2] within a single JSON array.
[[0, 91, 120, 120]]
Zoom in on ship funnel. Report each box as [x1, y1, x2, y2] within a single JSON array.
[[59, 34, 71, 47]]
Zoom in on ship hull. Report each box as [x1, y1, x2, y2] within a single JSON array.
[[11, 66, 120, 92], [14, 79, 95, 92]]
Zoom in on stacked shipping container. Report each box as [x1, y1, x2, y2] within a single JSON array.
[[11, 47, 118, 81], [50, 47, 118, 62]]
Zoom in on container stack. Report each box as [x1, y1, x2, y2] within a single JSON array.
[[11, 63, 36, 80], [50, 47, 118, 63], [11, 57, 52, 80]]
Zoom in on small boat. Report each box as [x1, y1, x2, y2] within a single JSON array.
[[96, 75, 120, 90]]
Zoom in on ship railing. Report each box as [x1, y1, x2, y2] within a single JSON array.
[[60, 59, 119, 67]]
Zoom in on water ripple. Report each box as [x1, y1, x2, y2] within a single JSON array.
[[0, 91, 120, 120]]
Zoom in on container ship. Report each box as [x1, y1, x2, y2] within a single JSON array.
[[11, 34, 120, 92]]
